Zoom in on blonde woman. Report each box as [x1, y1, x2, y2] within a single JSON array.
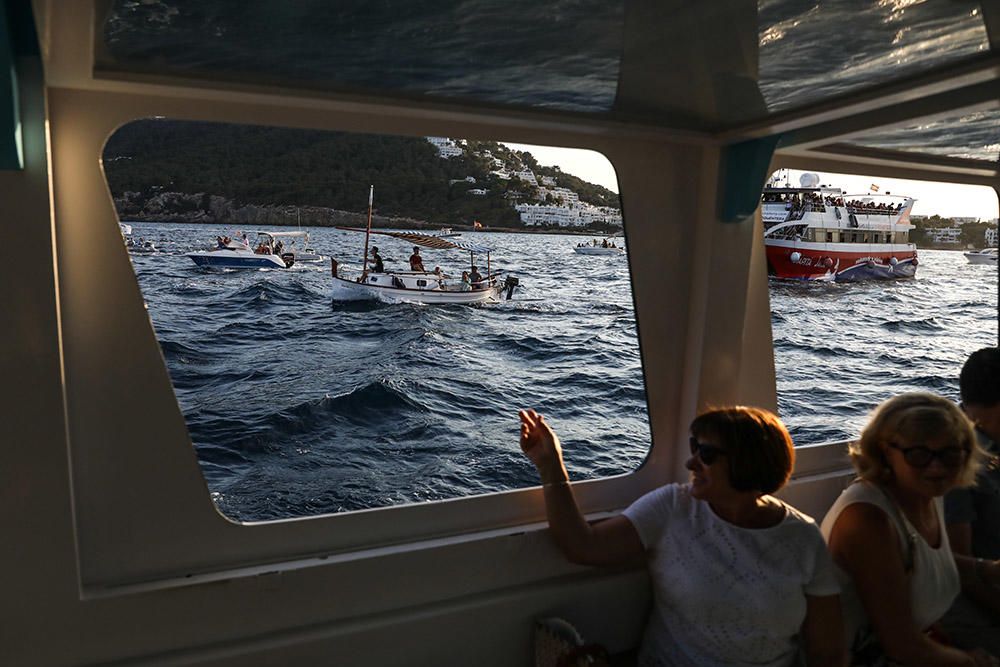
[[821, 393, 996, 666]]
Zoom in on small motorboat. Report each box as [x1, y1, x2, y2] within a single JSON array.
[[330, 187, 517, 304], [187, 231, 294, 269], [127, 237, 157, 254], [964, 248, 998, 265], [574, 239, 624, 255]]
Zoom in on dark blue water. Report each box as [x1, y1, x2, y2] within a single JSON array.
[[129, 222, 996, 521], [771, 251, 997, 443], [130, 222, 648, 520]]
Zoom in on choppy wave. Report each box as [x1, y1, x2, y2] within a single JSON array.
[[129, 221, 996, 520]]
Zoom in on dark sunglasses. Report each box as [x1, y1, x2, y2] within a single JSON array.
[[689, 437, 727, 465], [889, 442, 968, 468]]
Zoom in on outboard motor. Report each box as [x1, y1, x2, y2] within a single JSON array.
[[503, 275, 519, 301], [281, 252, 295, 268]]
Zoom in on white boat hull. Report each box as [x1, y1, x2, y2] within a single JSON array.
[[574, 246, 623, 255], [965, 250, 998, 265], [187, 248, 290, 269], [332, 274, 500, 304]]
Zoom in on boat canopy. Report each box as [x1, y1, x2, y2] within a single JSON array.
[[260, 230, 310, 239], [338, 227, 494, 253]]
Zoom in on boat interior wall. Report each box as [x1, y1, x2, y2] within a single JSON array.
[[6, 0, 999, 664]]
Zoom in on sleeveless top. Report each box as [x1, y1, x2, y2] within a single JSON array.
[[820, 481, 960, 643]]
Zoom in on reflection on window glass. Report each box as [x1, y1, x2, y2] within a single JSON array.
[[104, 120, 647, 520], [764, 169, 998, 445], [849, 110, 1000, 162], [759, 0, 988, 112], [101, 1, 623, 112]]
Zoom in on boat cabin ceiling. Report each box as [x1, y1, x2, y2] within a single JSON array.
[[3, 1, 998, 664]]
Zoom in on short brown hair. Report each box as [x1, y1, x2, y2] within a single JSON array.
[[690, 406, 795, 494], [850, 392, 982, 487]]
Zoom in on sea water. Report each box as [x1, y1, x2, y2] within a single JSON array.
[[127, 222, 997, 520]]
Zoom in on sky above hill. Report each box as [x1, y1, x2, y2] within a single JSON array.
[[503, 142, 999, 221]]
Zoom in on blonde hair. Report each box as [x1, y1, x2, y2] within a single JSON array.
[[850, 392, 983, 487]]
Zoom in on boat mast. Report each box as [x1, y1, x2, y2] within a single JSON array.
[[362, 185, 374, 272]]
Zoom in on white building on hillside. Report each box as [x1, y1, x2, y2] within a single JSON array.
[[515, 169, 537, 185], [515, 202, 623, 228], [926, 227, 962, 244], [540, 176, 556, 186], [426, 136, 464, 158], [552, 187, 579, 205], [986, 226, 998, 247], [952, 217, 979, 225]]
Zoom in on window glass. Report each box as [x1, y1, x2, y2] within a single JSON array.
[[849, 110, 1000, 162], [759, 0, 988, 113], [101, 1, 623, 113], [766, 169, 998, 445], [104, 120, 646, 520]]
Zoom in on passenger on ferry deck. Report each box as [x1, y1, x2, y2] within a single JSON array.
[[943, 348, 1000, 653], [409, 246, 426, 272], [820, 393, 996, 666], [460, 271, 471, 291], [518, 406, 845, 666]]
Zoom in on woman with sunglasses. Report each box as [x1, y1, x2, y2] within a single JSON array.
[[519, 406, 845, 666], [820, 392, 996, 666]]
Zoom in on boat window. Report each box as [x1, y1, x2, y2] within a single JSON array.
[[103, 120, 643, 521], [416, 279, 427, 287], [848, 110, 1000, 164], [758, 1, 988, 114], [768, 169, 999, 447], [99, 1, 624, 114]]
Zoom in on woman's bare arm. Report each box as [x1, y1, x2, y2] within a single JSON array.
[[828, 503, 978, 666], [520, 409, 644, 566]]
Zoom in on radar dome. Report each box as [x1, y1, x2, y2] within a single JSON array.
[[799, 172, 821, 188]]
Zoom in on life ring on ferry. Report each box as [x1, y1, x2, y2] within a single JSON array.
[[911, 257, 919, 266], [789, 251, 801, 263], [889, 256, 898, 266]]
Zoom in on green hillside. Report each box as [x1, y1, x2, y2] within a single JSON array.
[[102, 121, 620, 227]]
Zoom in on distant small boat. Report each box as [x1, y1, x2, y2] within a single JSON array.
[[574, 240, 624, 255], [126, 237, 157, 254], [964, 248, 998, 265]]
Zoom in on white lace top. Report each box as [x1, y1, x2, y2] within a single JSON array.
[[820, 481, 960, 644], [622, 483, 840, 667]]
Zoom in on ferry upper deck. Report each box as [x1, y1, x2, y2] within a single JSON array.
[[2, 1, 998, 664]]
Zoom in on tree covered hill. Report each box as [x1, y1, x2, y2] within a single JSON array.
[[102, 120, 620, 227]]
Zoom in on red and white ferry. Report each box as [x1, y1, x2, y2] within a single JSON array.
[[762, 173, 918, 281]]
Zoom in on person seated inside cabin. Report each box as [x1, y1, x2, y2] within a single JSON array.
[[409, 246, 426, 272], [943, 348, 1000, 654], [460, 271, 471, 291], [518, 406, 845, 666], [370, 246, 384, 273], [469, 266, 483, 289], [820, 393, 998, 666], [274, 241, 283, 255], [255, 242, 268, 254]]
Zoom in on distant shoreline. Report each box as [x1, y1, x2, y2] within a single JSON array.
[[120, 218, 621, 237]]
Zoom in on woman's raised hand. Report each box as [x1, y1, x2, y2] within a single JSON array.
[[519, 409, 568, 484]]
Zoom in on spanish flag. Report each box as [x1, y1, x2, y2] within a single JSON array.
[[870, 184, 880, 192]]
